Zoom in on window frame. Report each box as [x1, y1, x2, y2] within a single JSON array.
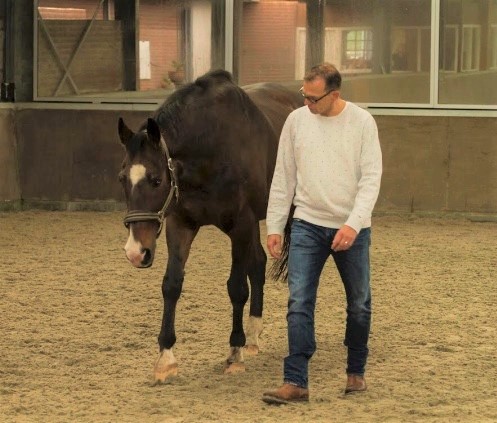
[[391, 26, 431, 73], [491, 25, 497, 70], [30, 0, 497, 113], [340, 27, 373, 74], [32, 0, 235, 106], [461, 24, 481, 72], [441, 24, 459, 73]]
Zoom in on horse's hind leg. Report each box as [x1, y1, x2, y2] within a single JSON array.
[[154, 215, 199, 383], [223, 211, 261, 373], [245, 223, 266, 355]]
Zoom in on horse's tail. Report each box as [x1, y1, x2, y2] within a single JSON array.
[[268, 205, 295, 281]]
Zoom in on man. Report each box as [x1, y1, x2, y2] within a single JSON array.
[[262, 63, 382, 405]]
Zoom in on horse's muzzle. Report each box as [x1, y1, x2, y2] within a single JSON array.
[[125, 246, 153, 268]]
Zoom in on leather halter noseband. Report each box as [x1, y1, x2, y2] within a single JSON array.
[[123, 133, 179, 238]]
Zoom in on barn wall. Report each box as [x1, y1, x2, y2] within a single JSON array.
[[377, 115, 497, 213], [0, 107, 148, 211], [0, 107, 496, 215], [0, 106, 20, 207], [239, 2, 299, 84]]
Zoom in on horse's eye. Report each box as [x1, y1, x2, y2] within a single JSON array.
[[151, 177, 162, 187], [118, 173, 127, 183]]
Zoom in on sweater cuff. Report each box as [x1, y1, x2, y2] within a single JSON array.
[[345, 215, 363, 234], [266, 224, 285, 237]]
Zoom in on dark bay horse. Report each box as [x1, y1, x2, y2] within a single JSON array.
[[118, 70, 302, 382]]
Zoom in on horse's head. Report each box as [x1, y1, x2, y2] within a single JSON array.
[[118, 117, 179, 268]]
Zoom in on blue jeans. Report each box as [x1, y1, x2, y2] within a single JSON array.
[[284, 219, 372, 389]]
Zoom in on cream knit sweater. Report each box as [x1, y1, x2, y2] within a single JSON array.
[[266, 102, 382, 235]]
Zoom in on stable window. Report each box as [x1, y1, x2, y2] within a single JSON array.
[[34, 0, 225, 103], [30, 0, 497, 109], [391, 27, 430, 73], [491, 25, 497, 69], [342, 29, 373, 73], [438, 0, 496, 106], [0, 16, 4, 83], [287, 0, 433, 104], [442, 25, 458, 72], [461, 25, 481, 72]]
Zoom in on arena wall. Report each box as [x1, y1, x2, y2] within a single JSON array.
[[0, 106, 20, 207], [0, 106, 496, 215]]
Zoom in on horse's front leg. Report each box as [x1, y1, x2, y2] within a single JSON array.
[[154, 215, 198, 383], [224, 252, 249, 374]]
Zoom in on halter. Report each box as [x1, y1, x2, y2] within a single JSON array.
[[123, 133, 179, 238]]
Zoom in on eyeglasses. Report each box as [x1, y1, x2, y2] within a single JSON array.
[[299, 87, 334, 104]]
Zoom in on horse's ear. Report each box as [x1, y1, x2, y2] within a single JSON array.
[[146, 118, 161, 147], [118, 117, 134, 146]]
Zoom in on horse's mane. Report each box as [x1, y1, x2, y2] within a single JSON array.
[[153, 70, 257, 156]]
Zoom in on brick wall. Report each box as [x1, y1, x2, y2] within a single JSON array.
[[138, 2, 180, 91], [240, 2, 300, 84]]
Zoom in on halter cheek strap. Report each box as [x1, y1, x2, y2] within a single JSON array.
[[123, 134, 179, 238]]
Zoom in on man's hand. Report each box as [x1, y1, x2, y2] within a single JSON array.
[[331, 225, 357, 252], [267, 234, 282, 259]]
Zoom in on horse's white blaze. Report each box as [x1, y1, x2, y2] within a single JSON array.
[[129, 163, 147, 188], [124, 228, 145, 267], [124, 164, 148, 266]]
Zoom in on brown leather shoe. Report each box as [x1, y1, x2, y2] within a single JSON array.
[[262, 383, 309, 405], [345, 374, 367, 394]]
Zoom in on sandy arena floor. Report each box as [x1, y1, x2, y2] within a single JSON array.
[[1, 211, 496, 423]]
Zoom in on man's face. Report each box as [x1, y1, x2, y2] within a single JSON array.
[[301, 77, 338, 116]]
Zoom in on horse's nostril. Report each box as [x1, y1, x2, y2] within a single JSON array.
[[142, 248, 152, 265]]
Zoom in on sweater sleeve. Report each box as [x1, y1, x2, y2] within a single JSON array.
[[266, 114, 297, 236], [345, 114, 383, 233]]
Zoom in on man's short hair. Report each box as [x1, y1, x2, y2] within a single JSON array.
[[304, 63, 342, 91]]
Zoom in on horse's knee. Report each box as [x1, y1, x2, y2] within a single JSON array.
[[227, 277, 249, 305], [249, 245, 267, 281], [162, 274, 183, 300]]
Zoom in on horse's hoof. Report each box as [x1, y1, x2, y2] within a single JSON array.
[[154, 363, 178, 384], [153, 349, 178, 384], [224, 361, 246, 374], [244, 344, 259, 356]]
